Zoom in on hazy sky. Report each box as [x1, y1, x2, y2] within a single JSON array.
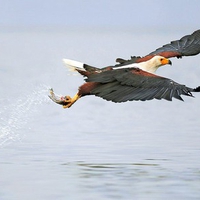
[[0, 0, 200, 29]]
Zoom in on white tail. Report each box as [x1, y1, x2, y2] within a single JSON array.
[[63, 58, 86, 72]]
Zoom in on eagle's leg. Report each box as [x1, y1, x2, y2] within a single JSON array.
[[48, 88, 81, 108], [62, 93, 80, 108]]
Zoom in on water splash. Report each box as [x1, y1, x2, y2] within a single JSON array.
[[0, 84, 50, 146]]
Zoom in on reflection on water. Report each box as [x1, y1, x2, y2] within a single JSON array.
[[60, 161, 200, 199], [64, 161, 160, 179]]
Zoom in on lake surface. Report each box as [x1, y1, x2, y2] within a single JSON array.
[[0, 27, 200, 200]]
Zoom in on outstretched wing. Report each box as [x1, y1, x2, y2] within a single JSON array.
[[115, 29, 200, 66], [86, 68, 195, 102], [148, 29, 200, 58]]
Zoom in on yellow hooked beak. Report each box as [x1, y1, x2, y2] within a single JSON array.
[[161, 58, 172, 65]]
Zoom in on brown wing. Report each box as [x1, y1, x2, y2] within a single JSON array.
[[115, 29, 200, 66], [148, 29, 200, 58], [86, 68, 198, 102]]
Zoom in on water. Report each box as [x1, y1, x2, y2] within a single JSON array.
[[0, 85, 49, 145], [0, 27, 200, 200]]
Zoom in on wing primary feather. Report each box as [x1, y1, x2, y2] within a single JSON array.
[[148, 30, 200, 58], [173, 89, 184, 101], [87, 65, 198, 103]]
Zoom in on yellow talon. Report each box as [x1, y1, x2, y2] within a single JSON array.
[[49, 88, 81, 108], [62, 93, 80, 108]]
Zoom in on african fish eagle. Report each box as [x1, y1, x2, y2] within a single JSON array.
[[49, 30, 200, 108]]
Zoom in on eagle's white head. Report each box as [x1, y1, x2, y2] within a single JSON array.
[[138, 55, 172, 73]]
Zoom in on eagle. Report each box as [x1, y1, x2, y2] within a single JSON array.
[[49, 30, 200, 108]]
